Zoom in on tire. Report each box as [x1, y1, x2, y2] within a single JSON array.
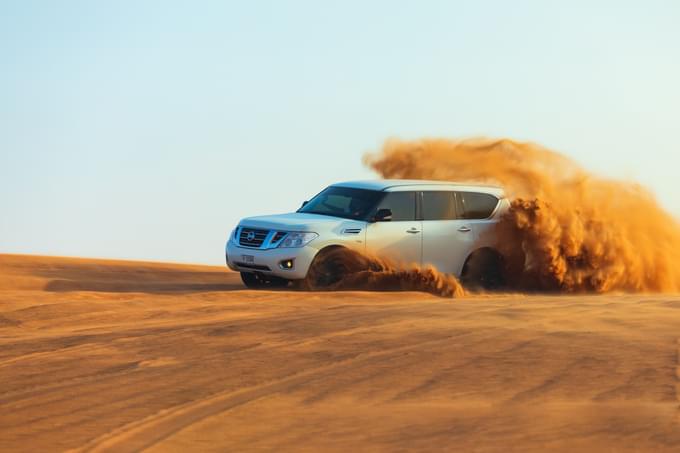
[[461, 249, 504, 290], [240, 272, 289, 289], [297, 247, 367, 291]]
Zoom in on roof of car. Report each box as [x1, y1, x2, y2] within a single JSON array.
[[331, 179, 505, 196]]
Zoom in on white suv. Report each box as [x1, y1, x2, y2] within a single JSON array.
[[226, 180, 509, 289]]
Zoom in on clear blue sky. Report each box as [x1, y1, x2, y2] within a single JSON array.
[[1, 1, 679, 265]]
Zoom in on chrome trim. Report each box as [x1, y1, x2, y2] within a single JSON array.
[[236, 226, 289, 250]]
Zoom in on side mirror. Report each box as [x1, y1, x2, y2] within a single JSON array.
[[373, 208, 392, 222], [301, 200, 309, 208]]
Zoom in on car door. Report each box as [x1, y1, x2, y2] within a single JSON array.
[[420, 191, 476, 276], [365, 191, 422, 266], [456, 191, 501, 248]]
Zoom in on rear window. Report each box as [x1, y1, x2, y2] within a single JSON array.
[[422, 192, 456, 220], [457, 192, 499, 219]]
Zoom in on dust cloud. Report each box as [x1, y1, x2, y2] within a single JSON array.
[[365, 138, 680, 293], [304, 247, 465, 297]]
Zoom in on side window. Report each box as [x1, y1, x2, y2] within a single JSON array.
[[422, 191, 456, 220], [457, 192, 499, 219], [375, 192, 416, 221]]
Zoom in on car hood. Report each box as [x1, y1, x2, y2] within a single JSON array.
[[239, 212, 364, 232]]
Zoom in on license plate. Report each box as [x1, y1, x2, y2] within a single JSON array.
[[241, 254, 255, 263]]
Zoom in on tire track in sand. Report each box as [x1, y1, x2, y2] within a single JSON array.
[[70, 335, 455, 453]]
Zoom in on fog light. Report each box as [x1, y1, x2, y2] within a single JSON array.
[[279, 259, 294, 270]]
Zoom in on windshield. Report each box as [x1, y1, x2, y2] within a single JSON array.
[[298, 186, 383, 220]]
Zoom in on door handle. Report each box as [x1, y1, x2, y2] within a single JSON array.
[[406, 228, 421, 234], [457, 226, 471, 232]]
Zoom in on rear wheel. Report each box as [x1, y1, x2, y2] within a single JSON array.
[[240, 272, 288, 289], [461, 249, 504, 290]]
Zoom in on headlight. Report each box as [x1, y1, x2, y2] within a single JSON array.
[[277, 232, 318, 248], [230, 227, 239, 242]]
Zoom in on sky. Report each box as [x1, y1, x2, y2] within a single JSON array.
[[1, 0, 679, 265]]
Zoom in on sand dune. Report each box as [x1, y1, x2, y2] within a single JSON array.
[[1, 254, 680, 452]]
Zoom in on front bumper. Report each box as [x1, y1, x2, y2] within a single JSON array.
[[225, 240, 317, 280]]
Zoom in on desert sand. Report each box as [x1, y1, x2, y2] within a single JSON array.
[[1, 254, 680, 452]]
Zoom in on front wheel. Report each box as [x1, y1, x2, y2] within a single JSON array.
[[240, 272, 289, 289], [296, 247, 372, 291]]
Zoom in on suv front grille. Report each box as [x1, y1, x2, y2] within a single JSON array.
[[236, 227, 289, 249], [239, 228, 268, 248], [271, 231, 287, 243]]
